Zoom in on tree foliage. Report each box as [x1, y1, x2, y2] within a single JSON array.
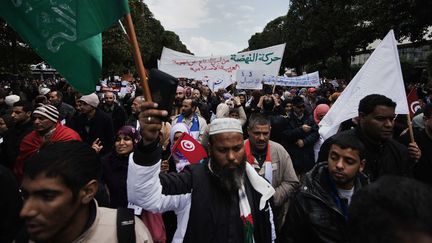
[[357, 0, 432, 41], [0, 19, 41, 77], [102, 0, 191, 77], [248, 0, 432, 80]]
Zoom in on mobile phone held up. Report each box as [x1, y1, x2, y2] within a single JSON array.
[[147, 69, 178, 120]]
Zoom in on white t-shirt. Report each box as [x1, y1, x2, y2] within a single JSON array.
[[337, 187, 355, 205]]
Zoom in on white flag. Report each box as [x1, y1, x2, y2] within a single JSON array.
[[319, 30, 408, 141]]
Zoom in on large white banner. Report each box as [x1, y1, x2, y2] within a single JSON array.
[[263, 71, 320, 87], [159, 43, 286, 91]]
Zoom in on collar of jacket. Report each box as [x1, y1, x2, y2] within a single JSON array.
[[301, 162, 367, 211]]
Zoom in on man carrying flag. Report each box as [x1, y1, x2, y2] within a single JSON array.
[[0, 0, 130, 94], [317, 30, 421, 181], [318, 94, 421, 182], [128, 110, 276, 242]]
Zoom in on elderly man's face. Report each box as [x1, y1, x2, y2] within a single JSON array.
[[131, 97, 144, 115], [104, 92, 115, 106], [209, 132, 246, 191]]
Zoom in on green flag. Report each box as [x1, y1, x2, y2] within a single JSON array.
[[0, 0, 130, 94]]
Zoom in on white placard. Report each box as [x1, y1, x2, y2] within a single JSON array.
[[263, 71, 320, 87], [236, 70, 264, 90]]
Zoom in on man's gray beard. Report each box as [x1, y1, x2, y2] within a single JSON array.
[[211, 156, 246, 192]]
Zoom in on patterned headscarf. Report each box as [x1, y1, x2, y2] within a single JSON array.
[[169, 123, 191, 166], [116, 125, 142, 147]]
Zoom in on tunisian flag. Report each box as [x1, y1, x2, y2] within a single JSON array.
[[171, 133, 207, 164], [407, 88, 421, 117]]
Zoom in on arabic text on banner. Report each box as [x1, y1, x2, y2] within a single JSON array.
[[159, 44, 286, 91], [263, 71, 320, 87], [235, 70, 264, 90]]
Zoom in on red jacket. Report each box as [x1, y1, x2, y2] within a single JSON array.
[[15, 123, 82, 181]]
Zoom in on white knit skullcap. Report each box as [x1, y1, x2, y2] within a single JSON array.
[[5, 95, 20, 107], [209, 118, 243, 135]]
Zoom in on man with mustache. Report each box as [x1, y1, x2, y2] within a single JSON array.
[[127, 104, 276, 243], [318, 94, 421, 182], [245, 114, 298, 233], [281, 133, 368, 243]]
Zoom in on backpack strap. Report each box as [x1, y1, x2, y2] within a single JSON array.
[[117, 207, 136, 243]]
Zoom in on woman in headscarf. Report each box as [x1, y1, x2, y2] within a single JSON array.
[[102, 126, 168, 242], [101, 125, 141, 208], [167, 123, 192, 173], [312, 104, 330, 162], [313, 104, 330, 125]]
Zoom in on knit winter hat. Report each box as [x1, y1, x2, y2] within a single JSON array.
[[79, 93, 100, 108], [33, 104, 59, 123]]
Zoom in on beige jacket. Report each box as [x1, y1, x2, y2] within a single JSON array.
[[26, 201, 153, 243], [246, 140, 299, 230]]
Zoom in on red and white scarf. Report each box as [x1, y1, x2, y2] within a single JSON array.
[[244, 140, 273, 185]]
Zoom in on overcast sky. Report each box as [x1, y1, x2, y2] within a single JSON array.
[[145, 0, 289, 56]]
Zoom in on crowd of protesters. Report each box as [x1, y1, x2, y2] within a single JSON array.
[[0, 75, 432, 243]]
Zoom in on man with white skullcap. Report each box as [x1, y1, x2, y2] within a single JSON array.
[[14, 104, 81, 182], [127, 103, 276, 242]]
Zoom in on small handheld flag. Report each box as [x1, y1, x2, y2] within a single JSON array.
[[171, 133, 207, 164]]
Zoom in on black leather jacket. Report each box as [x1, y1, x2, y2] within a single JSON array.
[[280, 162, 368, 243]]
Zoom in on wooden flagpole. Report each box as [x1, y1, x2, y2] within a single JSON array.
[[407, 114, 415, 143], [124, 13, 152, 102]]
